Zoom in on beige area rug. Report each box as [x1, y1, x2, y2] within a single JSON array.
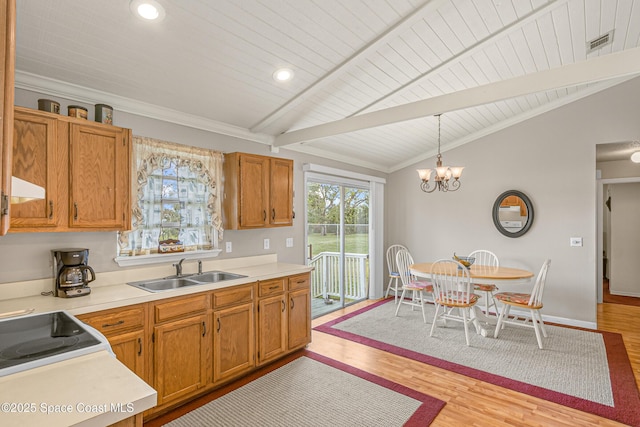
[[314, 299, 640, 426], [162, 351, 445, 427]]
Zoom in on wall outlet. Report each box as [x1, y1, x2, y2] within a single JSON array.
[[286, 237, 293, 248], [263, 238, 270, 250], [570, 237, 583, 247], [225, 242, 232, 253]]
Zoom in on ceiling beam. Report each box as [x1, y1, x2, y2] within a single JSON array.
[[249, 0, 447, 133], [274, 47, 640, 147]]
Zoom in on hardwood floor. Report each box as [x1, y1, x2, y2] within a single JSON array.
[[307, 300, 640, 427], [145, 300, 640, 426]]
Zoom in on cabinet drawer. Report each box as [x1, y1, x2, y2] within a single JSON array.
[[288, 273, 310, 291], [79, 305, 145, 336], [213, 284, 254, 309], [154, 293, 210, 323], [258, 278, 285, 297]]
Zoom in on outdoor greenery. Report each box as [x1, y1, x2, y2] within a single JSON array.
[[307, 233, 369, 257]]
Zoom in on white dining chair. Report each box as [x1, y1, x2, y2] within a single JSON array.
[[468, 249, 499, 316], [493, 259, 551, 349], [394, 249, 433, 323], [385, 244, 408, 302], [429, 259, 480, 346]]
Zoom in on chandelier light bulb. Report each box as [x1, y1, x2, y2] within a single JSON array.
[[631, 151, 640, 163]]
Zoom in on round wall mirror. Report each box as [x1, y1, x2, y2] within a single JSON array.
[[492, 190, 534, 238]]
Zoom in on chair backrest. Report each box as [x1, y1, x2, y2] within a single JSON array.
[[395, 249, 416, 288], [386, 244, 408, 275], [528, 259, 551, 306], [430, 259, 473, 305], [468, 249, 499, 267]]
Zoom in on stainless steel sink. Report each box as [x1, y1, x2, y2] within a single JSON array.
[[128, 271, 247, 292], [190, 271, 246, 283]]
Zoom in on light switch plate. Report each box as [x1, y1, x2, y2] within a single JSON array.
[[263, 238, 270, 250], [570, 237, 583, 247], [286, 238, 293, 247], [225, 242, 232, 253]]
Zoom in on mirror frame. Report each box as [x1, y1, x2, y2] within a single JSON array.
[[492, 190, 534, 238]]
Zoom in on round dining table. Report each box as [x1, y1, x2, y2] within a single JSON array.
[[410, 262, 535, 336]]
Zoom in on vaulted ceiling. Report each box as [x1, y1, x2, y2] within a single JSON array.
[[14, 0, 640, 172]]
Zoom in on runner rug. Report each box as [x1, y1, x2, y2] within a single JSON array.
[[314, 299, 640, 426], [161, 351, 445, 427]]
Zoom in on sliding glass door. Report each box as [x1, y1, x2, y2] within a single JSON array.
[[306, 176, 370, 318]]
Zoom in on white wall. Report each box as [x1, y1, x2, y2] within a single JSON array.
[[0, 88, 386, 284], [609, 183, 640, 297], [386, 76, 640, 326]]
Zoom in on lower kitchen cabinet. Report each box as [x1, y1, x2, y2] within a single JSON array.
[[77, 304, 147, 381], [153, 313, 210, 404], [257, 293, 287, 364], [212, 285, 255, 384], [151, 293, 211, 406], [288, 274, 312, 350]]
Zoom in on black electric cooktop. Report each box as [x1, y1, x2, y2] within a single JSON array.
[[0, 310, 110, 376]]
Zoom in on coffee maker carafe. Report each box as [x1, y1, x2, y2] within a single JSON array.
[[53, 248, 96, 298]]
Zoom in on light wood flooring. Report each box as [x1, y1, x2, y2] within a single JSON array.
[[307, 300, 640, 427]]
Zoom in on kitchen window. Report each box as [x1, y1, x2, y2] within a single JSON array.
[[116, 136, 223, 266]]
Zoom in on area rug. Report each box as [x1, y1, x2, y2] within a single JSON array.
[[314, 299, 640, 426], [162, 351, 445, 426]]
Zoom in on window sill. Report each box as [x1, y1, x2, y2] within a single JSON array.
[[114, 249, 222, 267]]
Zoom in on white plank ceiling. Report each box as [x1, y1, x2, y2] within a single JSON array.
[[14, 0, 640, 172]]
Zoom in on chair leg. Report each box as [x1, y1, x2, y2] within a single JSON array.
[[534, 310, 548, 337], [494, 303, 509, 338], [385, 277, 391, 298], [530, 309, 544, 349], [394, 289, 407, 317], [419, 291, 427, 323], [462, 308, 470, 346], [429, 304, 440, 337]]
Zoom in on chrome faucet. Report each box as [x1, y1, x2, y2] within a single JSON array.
[[173, 258, 186, 277]]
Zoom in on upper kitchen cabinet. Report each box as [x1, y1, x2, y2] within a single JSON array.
[[0, 0, 15, 236], [10, 107, 131, 232], [223, 152, 293, 230]]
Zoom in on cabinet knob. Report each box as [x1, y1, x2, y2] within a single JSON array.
[[73, 202, 78, 220], [48, 201, 54, 219]]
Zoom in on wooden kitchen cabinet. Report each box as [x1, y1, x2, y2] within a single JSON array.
[[77, 304, 147, 381], [212, 284, 255, 383], [256, 273, 311, 366], [223, 152, 293, 229], [9, 106, 131, 232], [0, 0, 15, 236], [152, 293, 211, 406]]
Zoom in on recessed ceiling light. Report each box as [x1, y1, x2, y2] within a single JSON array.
[[273, 68, 294, 82], [130, 0, 165, 21], [631, 151, 640, 163]]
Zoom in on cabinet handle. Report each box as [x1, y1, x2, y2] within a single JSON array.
[[73, 202, 78, 220], [217, 317, 221, 332], [137, 338, 142, 356], [263, 210, 267, 221], [101, 320, 125, 328], [290, 297, 295, 310], [202, 321, 206, 337], [269, 285, 279, 290], [272, 208, 275, 220], [281, 300, 285, 312], [48, 201, 54, 219]]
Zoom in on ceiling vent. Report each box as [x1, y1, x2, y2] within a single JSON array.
[[588, 31, 614, 52]]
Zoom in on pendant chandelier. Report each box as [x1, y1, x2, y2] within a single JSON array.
[[416, 114, 464, 193]]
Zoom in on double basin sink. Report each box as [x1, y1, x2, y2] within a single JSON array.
[[128, 271, 247, 293]]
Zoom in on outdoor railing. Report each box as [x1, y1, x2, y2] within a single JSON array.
[[309, 251, 368, 301]]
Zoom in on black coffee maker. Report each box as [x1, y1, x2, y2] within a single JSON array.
[[52, 248, 96, 298]]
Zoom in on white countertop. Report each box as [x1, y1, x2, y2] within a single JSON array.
[[0, 350, 156, 427], [0, 257, 313, 316]]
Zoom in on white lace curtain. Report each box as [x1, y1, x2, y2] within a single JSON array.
[[118, 136, 224, 256]]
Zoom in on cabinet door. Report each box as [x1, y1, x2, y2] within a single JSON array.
[[238, 154, 268, 228], [213, 302, 255, 383], [109, 329, 145, 380], [269, 158, 293, 226], [10, 111, 59, 228], [69, 123, 130, 230], [288, 288, 311, 350], [154, 314, 209, 405], [257, 294, 287, 365], [0, 0, 15, 236]]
